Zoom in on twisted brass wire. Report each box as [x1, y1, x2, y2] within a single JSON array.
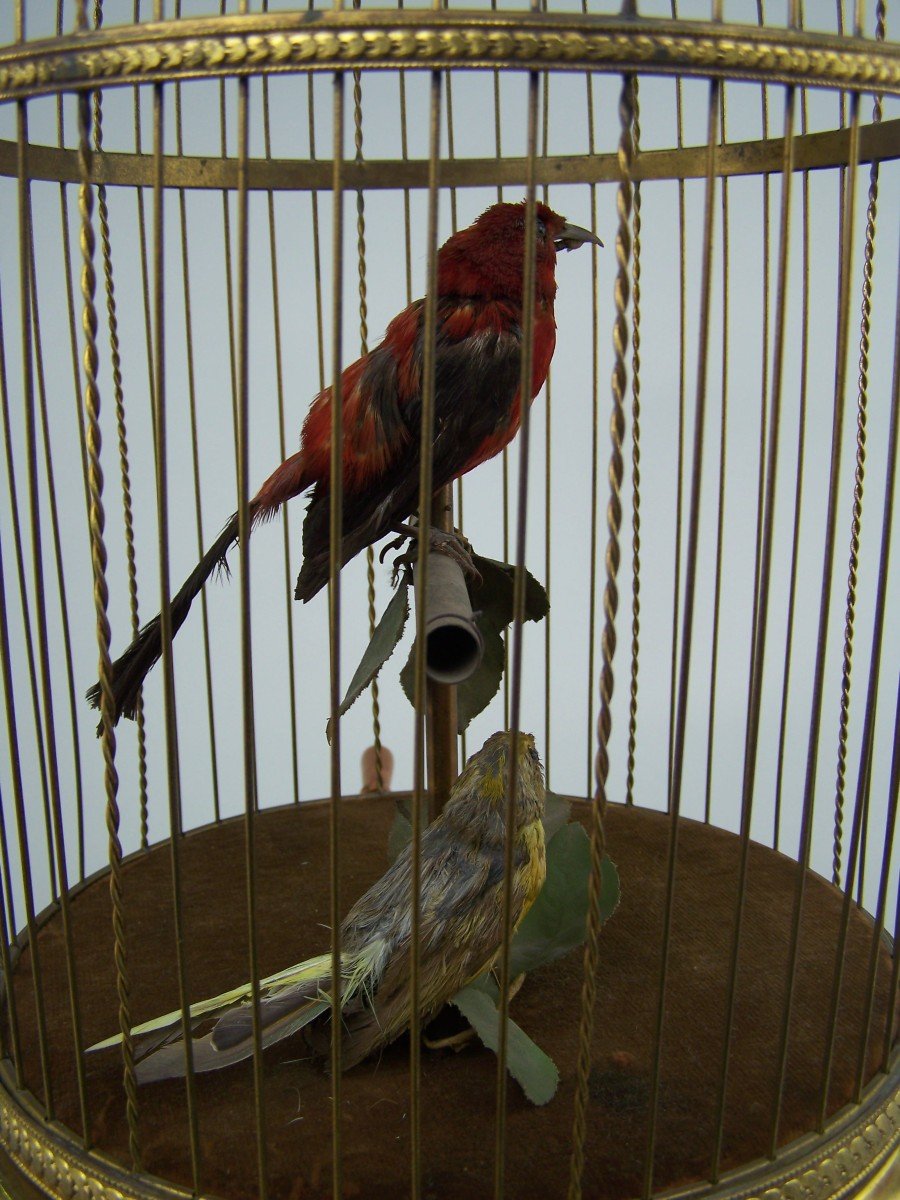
[[91, 53, 150, 850], [625, 78, 641, 808], [76, 86, 140, 1167], [769, 86, 862, 1160], [351, 58, 384, 793], [831, 1, 884, 885], [581, 0, 600, 804], [567, 72, 633, 1200]]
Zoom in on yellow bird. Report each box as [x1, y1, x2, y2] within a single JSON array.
[[89, 730, 546, 1082]]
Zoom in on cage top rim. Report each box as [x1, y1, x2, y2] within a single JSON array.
[[0, 12, 898, 104]]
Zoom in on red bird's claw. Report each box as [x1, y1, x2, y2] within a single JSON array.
[[390, 552, 416, 588], [379, 531, 409, 566], [428, 529, 482, 587]]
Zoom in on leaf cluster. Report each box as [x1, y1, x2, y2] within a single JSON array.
[[329, 554, 549, 740]]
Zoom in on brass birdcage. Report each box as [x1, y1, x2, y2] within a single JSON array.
[[0, 2, 898, 1198]]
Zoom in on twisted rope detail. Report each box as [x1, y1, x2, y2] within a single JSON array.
[[831, 2, 883, 887], [78, 84, 140, 1169], [567, 73, 633, 1200], [625, 79, 641, 808]]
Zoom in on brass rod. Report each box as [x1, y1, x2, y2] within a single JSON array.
[[879, 241, 900, 1076], [26, 186, 88, 884], [748, 0, 772, 691], [0, 527, 50, 1101], [541, 65, 551, 791], [768, 86, 862, 1160], [327, 65, 346, 1200], [643, 72, 720, 1200], [666, 0, 686, 812], [24, 83, 92, 1138], [426, 485, 458, 819], [0, 772, 22, 1079], [261, 65, 301, 806], [855, 673, 900, 1100], [131, 2, 158, 465], [772, 73, 811, 853], [235, 64, 268, 1200], [711, 80, 795, 1185], [0, 288, 56, 900], [174, 62, 222, 823], [149, 45, 202, 1184], [306, 19, 326, 397], [0, 236, 48, 1061], [493, 92, 540, 1200], [702, 82, 729, 826], [0, 116, 897, 192], [218, 18, 242, 498], [409, 68, 443, 1200], [55, 0, 91, 533], [0, 732, 18, 946]]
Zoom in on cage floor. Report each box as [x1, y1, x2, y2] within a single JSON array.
[[5, 798, 897, 1199]]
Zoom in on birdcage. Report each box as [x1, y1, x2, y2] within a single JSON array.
[[0, 2, 898, 1198]]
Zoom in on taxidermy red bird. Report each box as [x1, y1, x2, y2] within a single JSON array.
[[87, 201, 601, 724]]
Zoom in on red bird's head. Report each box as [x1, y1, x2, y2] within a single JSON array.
[[436, 201, 601, 305]]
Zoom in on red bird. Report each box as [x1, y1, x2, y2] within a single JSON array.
[[88, 201, 600, 724]]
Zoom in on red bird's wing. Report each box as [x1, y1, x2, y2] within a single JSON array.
[[295, 295, 549, 601]]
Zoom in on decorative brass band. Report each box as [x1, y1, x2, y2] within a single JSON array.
[[0, 116, 897, 193], [0, 1050, 897, 1200], [0, 13, 898, 103]]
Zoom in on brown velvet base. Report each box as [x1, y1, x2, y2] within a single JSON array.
[[4, 800, 897, 1199]]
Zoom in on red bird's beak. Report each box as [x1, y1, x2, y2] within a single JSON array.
[[554, 222, 603, 252]]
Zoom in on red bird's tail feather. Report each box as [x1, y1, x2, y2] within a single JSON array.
[[86, 452, 312, 727]]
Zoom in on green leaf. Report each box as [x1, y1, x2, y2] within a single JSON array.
[[399, 555, 550, 733], [454, 618, 505, 732], [469, 555, 550, 627], [542, 789, 571, 842], [508, 825, 620, 980], [386, 794, 429, 864], [451, 984, 559, 1106], [454, 557, 549, 733], [327, 580, 409, 743]]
